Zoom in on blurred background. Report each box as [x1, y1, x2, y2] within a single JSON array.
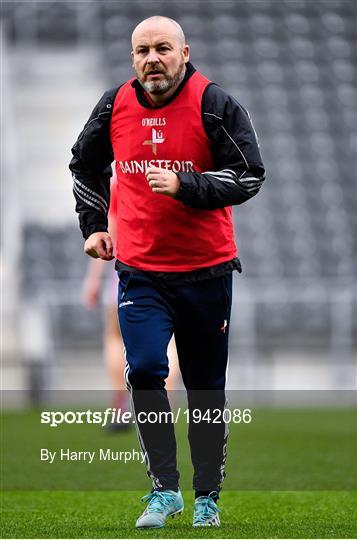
[[1, 0, 356, 404]]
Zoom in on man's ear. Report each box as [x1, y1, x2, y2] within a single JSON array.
[[183, 44, 190, 63]]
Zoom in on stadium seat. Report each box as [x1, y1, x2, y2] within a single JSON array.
[[6, 0, 355, 343]]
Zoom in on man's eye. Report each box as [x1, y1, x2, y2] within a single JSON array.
[[158, 47, 169, 52]]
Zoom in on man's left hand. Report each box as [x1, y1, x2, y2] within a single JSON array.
[[146, 167, 180, 198]]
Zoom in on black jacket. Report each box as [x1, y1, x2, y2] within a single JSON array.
[[70, 62, 266, 242]]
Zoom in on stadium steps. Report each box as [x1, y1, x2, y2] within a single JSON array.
[[10, 45, 104, 226], [4, 44, 107, 390]]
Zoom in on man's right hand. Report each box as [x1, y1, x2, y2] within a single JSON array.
[[84, 232, 114, 261]]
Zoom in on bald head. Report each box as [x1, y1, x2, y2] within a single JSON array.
[[131, 16, 190, 105], [132, 16, 186, 49]]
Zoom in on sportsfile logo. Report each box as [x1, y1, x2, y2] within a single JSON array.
[[143, 128, 165, 155], [40, 407, 252, 427]]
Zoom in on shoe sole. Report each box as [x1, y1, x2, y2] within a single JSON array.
[[193, 516, 221, 527], [136, 507, 184, 529], [193, 523, 220, 527]]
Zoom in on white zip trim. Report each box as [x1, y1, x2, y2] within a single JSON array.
[[221, 125, 249, 170], [79, 111, 111, 138], [203, 112, 223, 121]]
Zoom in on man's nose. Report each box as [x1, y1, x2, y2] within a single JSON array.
[[147, 49, 160, 63]]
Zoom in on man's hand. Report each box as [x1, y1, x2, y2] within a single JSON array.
[[84, 232, 114, 261], [146, 166, 180, 198]]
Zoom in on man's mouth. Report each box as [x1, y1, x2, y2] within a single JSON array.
[[146, 70, 164, 77]]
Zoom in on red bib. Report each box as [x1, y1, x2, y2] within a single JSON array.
[[110, 70, 237, 271]]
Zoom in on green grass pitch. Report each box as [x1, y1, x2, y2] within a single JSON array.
[[1, 490, 356, 538]]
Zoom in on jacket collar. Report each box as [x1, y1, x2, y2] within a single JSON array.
[[131, 62, 196, 109]]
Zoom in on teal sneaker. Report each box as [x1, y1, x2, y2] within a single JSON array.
[[193, 491, 221, 527], [135, 489, 184, 529]]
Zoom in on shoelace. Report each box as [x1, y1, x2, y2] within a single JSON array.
[[141, 491, 176, 514], [194, 492, 220, 524]]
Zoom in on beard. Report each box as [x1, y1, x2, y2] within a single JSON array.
[[141, 63, 186, 95]]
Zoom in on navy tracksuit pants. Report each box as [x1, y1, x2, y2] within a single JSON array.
[[118, 270, 232, 493]]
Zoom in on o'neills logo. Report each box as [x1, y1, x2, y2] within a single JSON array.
[[119, 160, 194, 174], [142, 118, 166, 127]]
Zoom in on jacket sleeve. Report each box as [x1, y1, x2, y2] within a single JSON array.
[[69, 87, 119, 239], [175, 83, 266, 210]]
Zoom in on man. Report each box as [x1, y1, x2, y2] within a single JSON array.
[[70, 16, 265, 529]]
